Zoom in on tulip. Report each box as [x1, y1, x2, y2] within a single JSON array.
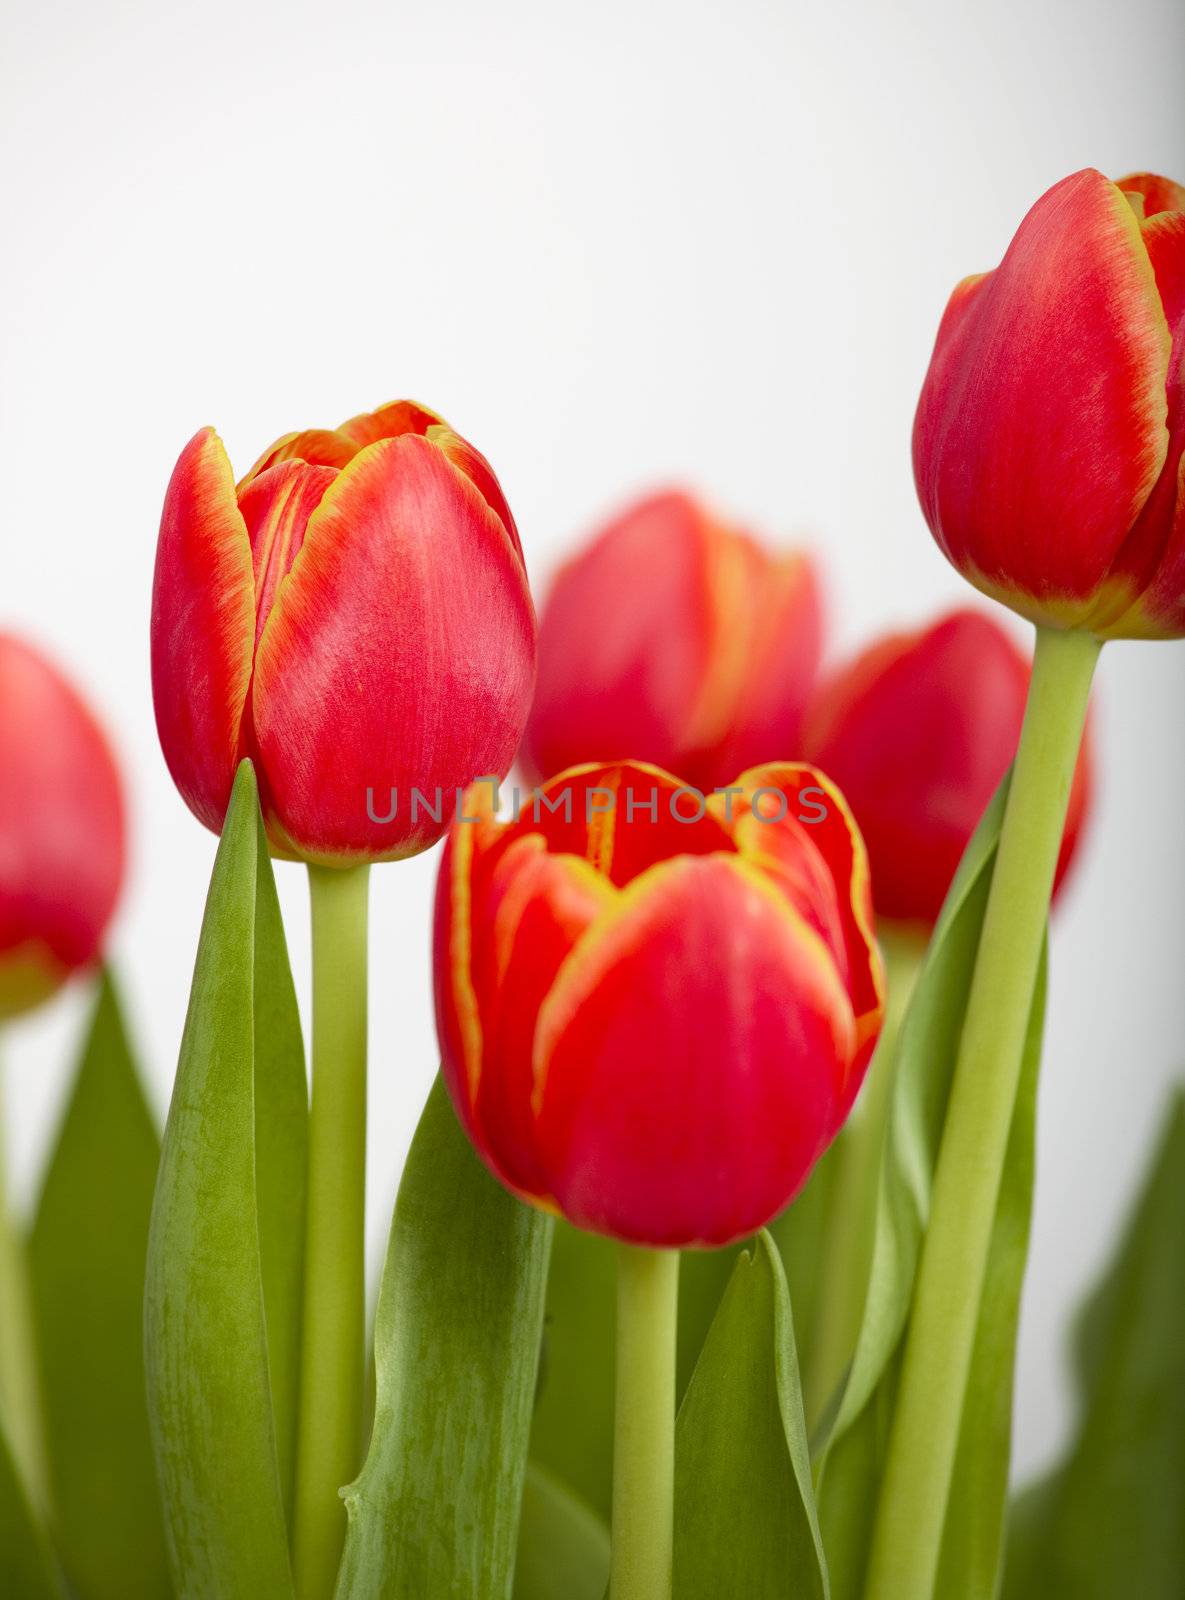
[[804, 608, 1093, 927], [435, 760, 883, 1248], [913, 168, 1185, 639], [437, 758, 881, 1600], [151, 400, 536, 863], [153, 400, 535, 1596], [0, 634, 125, 1019], [521, 490, 823, 788], [863, 170, 1182, 1599]]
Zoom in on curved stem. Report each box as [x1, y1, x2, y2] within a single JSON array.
[[611, 1244, 679, 1600], [293, 863, 370, 1600], [807, 930, 923, 1427], [863, 625, 1100, 1600]]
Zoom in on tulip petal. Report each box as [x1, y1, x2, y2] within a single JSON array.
[[511, 761, 736, 885], [426, 425, 524, 563], [0, 637, 126, 985], [713, 552, 825, 775], [151, 429, 254, 834], [336, 400, 441, 451], [434, 808, 492, 1130], [1106, 211, 1185, 636], [252, 434, 536, 861], [471, 837, 614, 1197], [238, 461, 339, 646], [238, 429, 360, 488], [729, 763, 883, 1089], [1118, 172, 1185, 220], [533, 855, 856, 1247], [803, 616, 1033, 924], [521, 492, 721, 785], [238, 404, 444, 489], [913, 169, 1173, 624]]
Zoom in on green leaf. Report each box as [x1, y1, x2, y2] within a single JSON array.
[[532, 1151, 842, 1528], [27, 971, 170, 1600], [677, 1139, 841, 1406], [1003, 1090, 1185, 1599], [144, 760, 307, 1598], [768, 1132, 845, 1395], [0, 1414, 66, 1599], [530, 1221, 616, 1521], [337, 1076, 552, 1599], [512, 1462, 610, 1600], [674, 1231, 828, 1599], [816, 777, 1046, 1599]]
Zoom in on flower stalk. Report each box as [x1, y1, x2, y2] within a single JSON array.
[[611, 1244, 679, 1600], [863, 624, 1100, 1600], [293, 863, 370, 1600]]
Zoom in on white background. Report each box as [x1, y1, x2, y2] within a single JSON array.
[[3, 0, 1183, 1482]]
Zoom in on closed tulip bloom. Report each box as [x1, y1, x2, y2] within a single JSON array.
[[521, 491, 823, 788], [914, 169, 1185, 638], [804, 609, 1093, 927], [151, 401, 535, 863], [0, 634, 125, 1018], [434, 761, 883, 1247]]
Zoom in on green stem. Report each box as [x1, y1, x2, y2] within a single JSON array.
[[611, 1244, 679, 1600], [863, 625, 1100, 1600], [807, 931, 923, 1427], [293, 863, 370, 1600], [0, 1058, 47, 1510]]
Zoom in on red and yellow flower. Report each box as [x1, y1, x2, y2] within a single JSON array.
[[804, 608, 1093, 928], [151, 401, 535, 863], [0, 634, 125, 1018], [913, 168, 1185, 637], [434, 761, 883, 1247], [521, 490, 823, 788]]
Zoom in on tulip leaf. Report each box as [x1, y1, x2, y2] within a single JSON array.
[[532, 1159, 841, 1533], [336, 1075, 552, 1600], [512, 1461, 610, 1600], [530, 1220, 617, 1521], [0, 1414, 66, 1599], [27, 971, 170, 1600], [144, 759, 306, 1598], [815, 775, 1046, 1600], [674, 1230, 827, 1599], [765, 1134, 844, 1397], [1002, 1088, 1185, 1599]]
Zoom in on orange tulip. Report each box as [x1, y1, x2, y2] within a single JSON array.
[[434, 761, 883, 1247]]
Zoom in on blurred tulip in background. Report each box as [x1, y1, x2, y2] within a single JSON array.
[[521, 490, 822, 788]]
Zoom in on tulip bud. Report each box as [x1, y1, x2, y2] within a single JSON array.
[[914, 168, 1185, 638], [434, 761, 884, 1247], [151, 401, 536, 863], [521, 491, 823, 788], [804, 608, 1093, 927], [0, 634, 125, 1018]]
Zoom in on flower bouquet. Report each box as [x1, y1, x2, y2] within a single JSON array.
[[1, 166, 1182, 1600]]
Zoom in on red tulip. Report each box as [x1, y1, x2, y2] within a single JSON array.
[[804, 608, 1093, 927], [151, 401, 535, 863], [434, 761, 883, 1247], [914, 169, 1185, 638], [521, 490, 823, 788], [0, 634, 125, 1018]]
